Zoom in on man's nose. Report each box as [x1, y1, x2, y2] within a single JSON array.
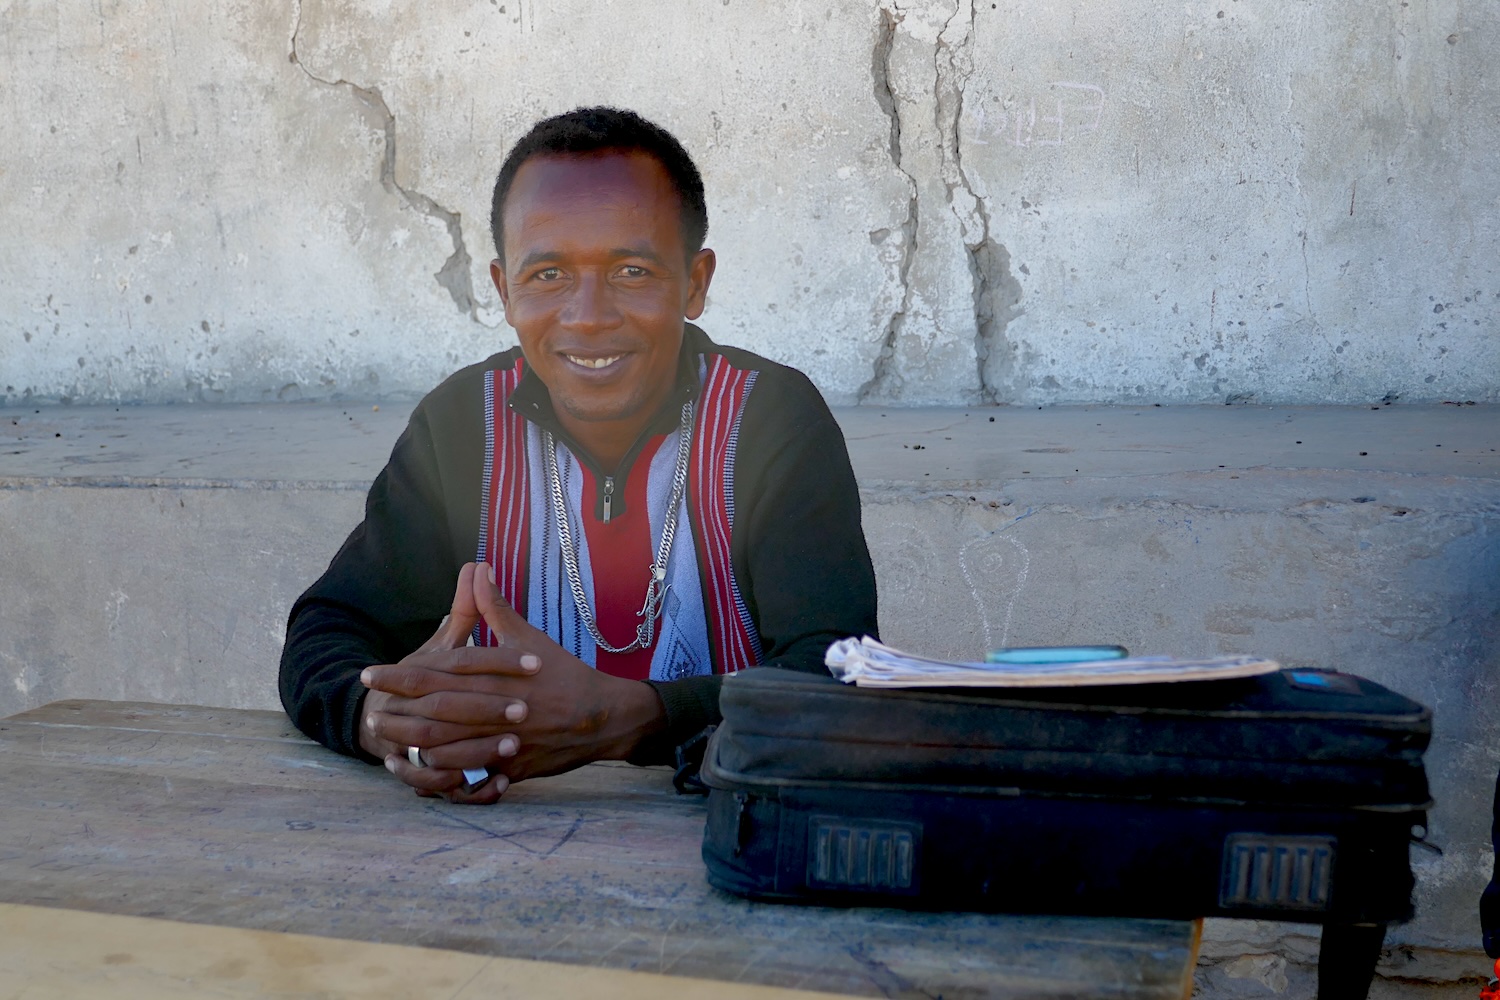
[[559, 271, 621, 333]]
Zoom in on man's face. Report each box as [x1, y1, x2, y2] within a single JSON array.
[[492, 152, 714, 449]]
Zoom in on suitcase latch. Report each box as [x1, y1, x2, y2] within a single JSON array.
[[807, 816, 920, 893], [1220, 833, 1336, 911]]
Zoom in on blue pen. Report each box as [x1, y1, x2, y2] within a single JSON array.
[[984, 645, 1129, 665]]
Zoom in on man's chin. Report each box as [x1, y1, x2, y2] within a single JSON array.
[[555, 395, 647, 426]]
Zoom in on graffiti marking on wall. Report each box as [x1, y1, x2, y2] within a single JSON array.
[[969, 82, 1106, 149]]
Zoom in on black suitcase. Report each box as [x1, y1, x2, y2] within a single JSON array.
[[700, 666, 1431, 1000]]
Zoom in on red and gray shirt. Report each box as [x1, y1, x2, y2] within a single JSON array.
[[478, 350, 761, 684]]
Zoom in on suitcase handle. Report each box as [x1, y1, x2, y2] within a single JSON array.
[[672, 725, 716, 796]]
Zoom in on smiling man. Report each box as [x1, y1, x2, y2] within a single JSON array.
[[279, 107, 879, 802]]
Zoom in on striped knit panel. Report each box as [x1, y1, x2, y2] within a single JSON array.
[[688, 355, 763, 673], [473, 361, 529, 646]]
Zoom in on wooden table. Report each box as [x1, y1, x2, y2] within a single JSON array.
[[0, 701, 1201, 998]]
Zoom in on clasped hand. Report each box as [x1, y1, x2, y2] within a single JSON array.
[[358, 562, 666, 804]]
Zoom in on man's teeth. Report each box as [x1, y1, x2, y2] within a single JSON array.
[[567, 354, 621, 369]]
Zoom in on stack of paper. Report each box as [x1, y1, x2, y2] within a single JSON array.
[[825, 636, 1280, 688]]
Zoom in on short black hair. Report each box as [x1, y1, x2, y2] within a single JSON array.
[[490, 106, 708, 266]]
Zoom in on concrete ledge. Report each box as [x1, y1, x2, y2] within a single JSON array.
[[2, 402, 1497, 975]]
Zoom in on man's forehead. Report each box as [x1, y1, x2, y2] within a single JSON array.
[[502, 151, 684, 255], [506, 151, 675, 214]]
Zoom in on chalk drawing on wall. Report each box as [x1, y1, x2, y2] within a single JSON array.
[[959, 528, 1032, 649], [873, 521, 942, 595], [868, 508, 1036, 656], [967, 83, 1106, 149]]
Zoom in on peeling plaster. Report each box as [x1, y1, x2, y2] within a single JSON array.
[[860, 7, 920, 403], [289, 1, 479, 319], [936, 1, 1023, 402], [861, 0, 981, 405], [861, 0, 1025, 405]]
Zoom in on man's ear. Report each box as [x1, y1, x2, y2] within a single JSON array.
[[684, 248, 716, 321], [489, 259, 510, 316]]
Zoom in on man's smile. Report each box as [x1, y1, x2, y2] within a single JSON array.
[[564, 353, 625, 370]]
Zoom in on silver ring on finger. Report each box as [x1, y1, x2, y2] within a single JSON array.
[[407, 745, 427, 768]]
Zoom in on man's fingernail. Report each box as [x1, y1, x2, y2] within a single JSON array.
[[498, 735, 518, 756], [505, 702, 525, 722], [487, 562, 497, 584], [359, 668, 373, 686], [494, 774, 510, 794], [384, 757, 397, 773], [520, 654, 541, 672], [365, 715, 376, 730]]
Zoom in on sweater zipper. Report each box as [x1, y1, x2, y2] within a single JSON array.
[[602, 476, 615, 524]]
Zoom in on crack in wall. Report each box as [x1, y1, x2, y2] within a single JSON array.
[[863, 0, 1024, 404], [289, 1, 479, 319], [937, 0, 1023, 403], [860, 7, 920, 403], [958, 177, 1024, 400]]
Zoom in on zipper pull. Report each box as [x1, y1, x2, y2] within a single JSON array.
[[602, 476, 614, 523]]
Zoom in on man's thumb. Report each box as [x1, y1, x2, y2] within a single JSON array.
[[428, 562, 482, 649], [474, 561, 525, 633]]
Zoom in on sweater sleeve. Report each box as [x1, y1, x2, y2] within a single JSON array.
[[733, 380, 880, 673], [278, 404, 461, 761]]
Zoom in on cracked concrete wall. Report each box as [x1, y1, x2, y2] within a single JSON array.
[[1, 2, 490, 403], [957, 0, 1500, 406], [3, 0, 1496, 406], [1, 0, 905, 405]]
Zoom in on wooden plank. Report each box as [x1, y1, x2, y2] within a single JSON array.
[[0, 701, 1199, 999], [0, 903, 854, 1000], [3, 699, 308, 739]]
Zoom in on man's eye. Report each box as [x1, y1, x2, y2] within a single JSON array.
[[535, 268, 563, 281], [618, 265, 648, 278]]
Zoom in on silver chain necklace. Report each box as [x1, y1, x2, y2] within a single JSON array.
[[542, 401, 694, 655]]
